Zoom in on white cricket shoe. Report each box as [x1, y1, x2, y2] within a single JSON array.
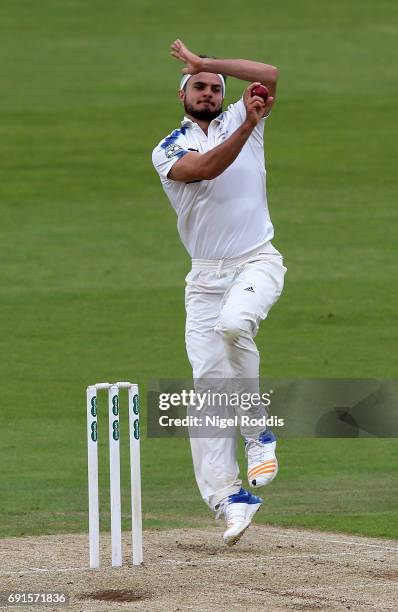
[[246, 430, 278, 488], [216, 488, 263, 546]]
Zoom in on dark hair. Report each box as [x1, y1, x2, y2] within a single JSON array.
[[198, 54, 227, 82]]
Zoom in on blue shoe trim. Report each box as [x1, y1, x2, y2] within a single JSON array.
[[244, 429, 277, 447], [227, 488, 250, 504], [248, 492, 263, 504], [259, 429, 276, 444], [227, 488, 263, 505]]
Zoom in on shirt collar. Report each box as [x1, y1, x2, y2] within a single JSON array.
[[181, 116, 194, 127], [181, 114, 224, 129]]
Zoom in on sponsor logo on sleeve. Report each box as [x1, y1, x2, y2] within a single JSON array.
[[165, 143, 183, 159]]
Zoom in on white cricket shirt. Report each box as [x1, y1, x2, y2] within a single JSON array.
[[152, 98, 276, 260]]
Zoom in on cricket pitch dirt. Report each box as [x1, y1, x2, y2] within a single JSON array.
[[0, 525, 397, 611]]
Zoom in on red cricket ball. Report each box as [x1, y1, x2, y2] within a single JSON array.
[[251, 84, 269, 102]]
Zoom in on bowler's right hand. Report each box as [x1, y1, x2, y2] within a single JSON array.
[[243, 82, 274, 127]]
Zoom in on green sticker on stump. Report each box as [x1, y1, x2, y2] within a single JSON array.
[[91, 396, 97, 417], [113, 420, 120, 440], [112, 395, 119, 416], [133, 394, 139, 415]]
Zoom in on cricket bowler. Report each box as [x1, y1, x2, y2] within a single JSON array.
[[152, 39, 287, 545]]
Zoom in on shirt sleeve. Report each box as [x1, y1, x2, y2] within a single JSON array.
[[152, 130, 189, 181]]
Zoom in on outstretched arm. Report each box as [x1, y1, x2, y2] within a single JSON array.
[[171, 39, 278, 99]]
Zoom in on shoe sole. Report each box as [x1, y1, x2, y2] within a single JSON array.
[[224, 502, 262, 547], [249, 473, 277, 488]]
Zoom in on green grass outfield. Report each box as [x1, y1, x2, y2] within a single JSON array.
[[0, 1, 397, 540]]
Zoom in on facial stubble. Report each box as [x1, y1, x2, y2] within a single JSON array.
[[183, 99, 223, 122]]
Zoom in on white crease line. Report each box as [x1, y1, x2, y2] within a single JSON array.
[[0, 546, 396, 576], [301, 581, 398, 591], [0, 552, 361, 576], [272, 532, 398, 551], [0, 567, 85, 576], [3, 533, 396, 552], [0, 535, 396, 576], [159, 549, 395, 565], [236, 587, 396, 610]]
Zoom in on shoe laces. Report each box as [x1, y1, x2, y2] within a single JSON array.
[[245, 438, 267, 462], [215, 497, 248, 524], [215, 499, 228, 520]]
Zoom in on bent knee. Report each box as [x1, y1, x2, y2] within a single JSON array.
[[215, 313, 253, 343]]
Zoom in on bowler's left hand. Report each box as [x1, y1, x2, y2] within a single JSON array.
[[171, 39, 203, 75]]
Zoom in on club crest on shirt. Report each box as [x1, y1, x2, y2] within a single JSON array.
[[165, 143, 183, 159]]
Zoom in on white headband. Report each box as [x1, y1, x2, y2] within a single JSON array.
[[180, 73, 226, 98]]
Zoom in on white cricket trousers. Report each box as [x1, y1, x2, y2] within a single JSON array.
[[185, 242, 287, 511]]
